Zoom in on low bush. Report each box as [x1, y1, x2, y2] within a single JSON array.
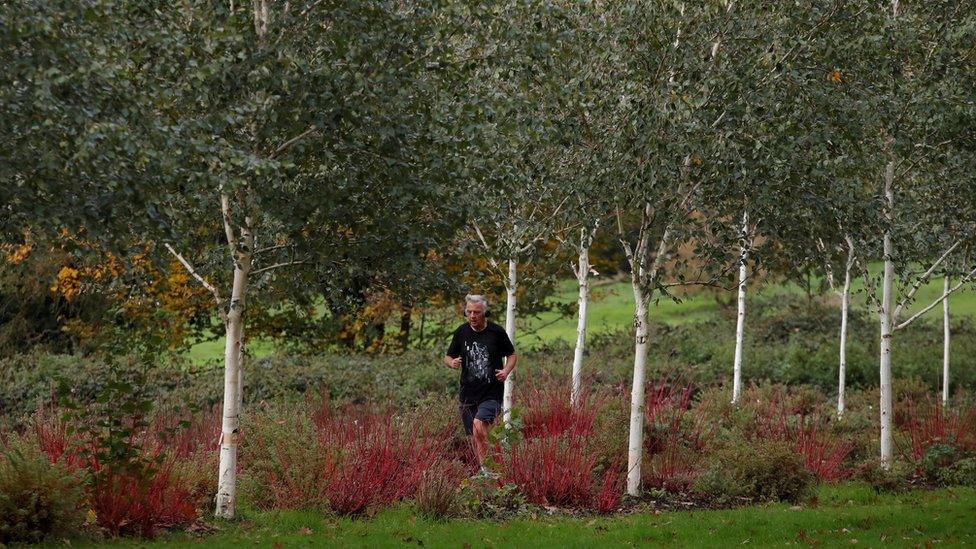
[[244, 400, 458, 516], [899, 398, 976, 466], [693, 439, 813, 504], [644, 442, 703, 493], [23, 394, 215, 539], [521, 384, 598, 440], [414, 463, 464, 519], [854, 459, 913, 493], [593, 466, 623, 515], [458, 478, 529, 520], [936, 457, 976, 487], [240, 407, 328, 510], [0, 438, 86, 544]]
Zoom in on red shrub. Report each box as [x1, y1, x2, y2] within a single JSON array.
[[316, 410, 449, 515], [593, 465, 623, 514], [523, 385, 598, 440], [794, 425, 854, 483], [503, 434, 597, 507], [90, 461, 198, 538], [899, 398, 976, 462], [753, 398, 854, 482], [645, 379, 693, 426], [27, 404, 214, 535], [644, 442, 702, 493], [31, 406, 88, 469], [147, 406, 221, 460], [644, 379, 699, 455]]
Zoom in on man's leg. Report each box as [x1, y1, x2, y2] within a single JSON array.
[[472, 418, 489, 466], [472, 399, 501, 469]]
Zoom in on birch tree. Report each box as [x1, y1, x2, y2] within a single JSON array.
[[819, 236, 859, 416], [706, 0, 887, 409], [458, 0, 581, 424], [730, 211, 752, 403], [593, 0, 760, 496], [3, 0, 456, 517], [843, 0, 976, 467], [526, 4, 617, 409]]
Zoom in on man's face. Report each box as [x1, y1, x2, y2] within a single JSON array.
[[465, 302, 487, 329]]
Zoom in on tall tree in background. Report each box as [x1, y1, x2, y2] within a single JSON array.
[[2, 0, 458, 517], [459, 0, 579, 423], [843, 0, 976, 467], [595, 0, 745, 496]]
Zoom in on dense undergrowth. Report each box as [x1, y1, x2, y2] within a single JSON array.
[[2, 296, 976, 543], [4, 295, 975, 429], [3, 377, 976, 543]]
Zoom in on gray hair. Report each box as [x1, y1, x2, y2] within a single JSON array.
[[464, 294, 489, 313]]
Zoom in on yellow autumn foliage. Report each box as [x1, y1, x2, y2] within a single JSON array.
[[1, 243, 33, 264], [52, 266, 82, 301], [48, 242, 213, 349]]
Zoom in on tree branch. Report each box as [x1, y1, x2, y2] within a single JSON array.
[[859, 257, 882, 316], [470, 220, 504, 278], [893, 240, 962, 321], [220, 190, 238, 254], [271, 125, 317, 159], [895, 265, 976, 331], [817, 237, 838, 294], [164, 244, 224, 315], [254, 243, 293, 255], [251, 259, 309, 277]]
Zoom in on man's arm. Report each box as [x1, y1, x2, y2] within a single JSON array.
[[444, 355, 461, 369], [495, 353, 517, 381]]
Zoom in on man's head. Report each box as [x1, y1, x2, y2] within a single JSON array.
[[464, 294, 489, 330]]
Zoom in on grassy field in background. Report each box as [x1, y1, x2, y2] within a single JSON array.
[[73, 485, 976, 548], [188, 266, 976, 361]]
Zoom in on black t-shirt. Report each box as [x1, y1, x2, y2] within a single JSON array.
[[445, 322, 515, 404]]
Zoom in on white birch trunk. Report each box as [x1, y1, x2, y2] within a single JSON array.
[[214, 222, 253, 518], [879, 159, 895, 469], [838, 261, 851, 417], [731, 211, 749, 404], [942, 275, 950, 406], [236, 331, 245, 414], [626, 282, 649, 496], [503, 258, 517, 425], [622, 202, 664, 497], [571, 231, 592, 408]]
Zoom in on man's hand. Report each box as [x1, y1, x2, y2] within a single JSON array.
[[445, 356, 461, 370], [495, 368, 510, 381]]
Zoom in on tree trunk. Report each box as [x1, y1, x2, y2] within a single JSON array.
[[236, 329, 245, 414], [879, 158, 895, 469], [838, 261, 851, 417], [942, 275, 950, 405], [418, 310, 425, 348], [731, 211, 749, 404], [571, 235, 591, 408], [214, 223, 253, 519], [503, 258, 517, 425], [626, 282, 649, 496], [399, 306, 412, 351]]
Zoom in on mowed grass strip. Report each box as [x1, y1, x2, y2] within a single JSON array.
[[79, 485, 976, 547]]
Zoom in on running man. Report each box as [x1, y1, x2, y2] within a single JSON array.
[[443, 294, 517, 474]]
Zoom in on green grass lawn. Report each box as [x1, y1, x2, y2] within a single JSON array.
[[187, 266, 976, 360], [71, 485, 976, 547], [519, 267, 975, 348]]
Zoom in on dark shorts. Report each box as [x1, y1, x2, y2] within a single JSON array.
[[459, 399, 502, 435]]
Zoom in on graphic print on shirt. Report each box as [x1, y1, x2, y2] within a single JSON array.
[[465, 341, 492, 382]]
